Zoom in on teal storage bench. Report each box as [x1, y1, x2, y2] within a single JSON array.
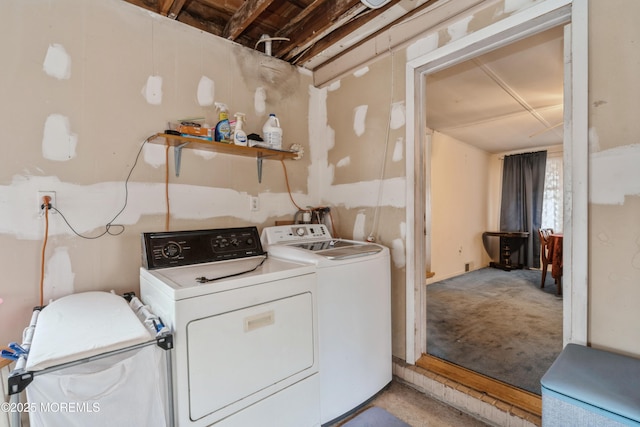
[[541, 343, 640, 426]]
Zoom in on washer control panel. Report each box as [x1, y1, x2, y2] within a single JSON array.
[[142, 227, 264, 269], [261, 224, 331, 245]]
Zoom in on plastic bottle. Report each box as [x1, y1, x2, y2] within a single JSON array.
[[214, 103, 231, 142], [262, 113, 282, 150], [233, 113, 248, 146]]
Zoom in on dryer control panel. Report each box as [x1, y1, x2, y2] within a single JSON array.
[[142, 227, 265, 269]]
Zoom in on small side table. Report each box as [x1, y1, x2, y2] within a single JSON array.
[[482, 231, 530, 271]]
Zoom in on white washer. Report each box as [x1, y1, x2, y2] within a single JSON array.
[[261, 224, 392, 425], [139, 227, 320, 427]]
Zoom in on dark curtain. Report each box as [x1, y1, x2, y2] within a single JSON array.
[[500, 151, 547, 268]]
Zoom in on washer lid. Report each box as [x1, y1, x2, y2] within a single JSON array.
[[289, 240, 382, 259]]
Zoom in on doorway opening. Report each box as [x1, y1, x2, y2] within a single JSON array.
[[404, 0, 588, 414], [424, 25, 564, 396]]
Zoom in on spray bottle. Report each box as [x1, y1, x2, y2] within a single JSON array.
[[214, 103, 231, 142], [233, 113, 248, 146]]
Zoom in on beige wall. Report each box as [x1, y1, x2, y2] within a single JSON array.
[[0, 0, 314, 346], [428, 131, 492, 282], [322, 54, 408, 357], [323, 0, 640, 361], [3, 0, 640, 366], [588, 0, 640, 355]]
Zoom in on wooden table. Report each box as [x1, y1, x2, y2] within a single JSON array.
[[548, 233, 563, 295], [482, 231, 530, 271]]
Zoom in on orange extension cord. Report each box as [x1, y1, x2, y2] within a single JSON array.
[[165, 143, 171, 231], [39, 197, 51, 307]]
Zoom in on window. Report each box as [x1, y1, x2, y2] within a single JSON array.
[[541, 153, 563, 232]]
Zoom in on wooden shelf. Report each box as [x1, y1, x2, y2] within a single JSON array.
[[150, 133, 300, 182], [150, 133, 298, 161]]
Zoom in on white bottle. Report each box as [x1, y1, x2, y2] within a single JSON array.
[[233, 113, 248, 146], [262, 113, 282, 150]]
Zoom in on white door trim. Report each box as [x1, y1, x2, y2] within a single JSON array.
[[405, 0, 588, 364]]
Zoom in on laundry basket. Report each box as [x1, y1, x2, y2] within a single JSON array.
[[6, 291, 173, 427]]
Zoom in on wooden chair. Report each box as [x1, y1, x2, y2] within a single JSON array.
[[539, 228, 554, 288]]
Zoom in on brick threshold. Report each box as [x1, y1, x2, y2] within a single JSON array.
[[393, 357, 541, 427]]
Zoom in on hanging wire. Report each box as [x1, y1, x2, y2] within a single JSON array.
[[368, 50, 395, 242], [49, 136, 151, 239]]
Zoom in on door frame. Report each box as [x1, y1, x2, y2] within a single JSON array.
[[404, 0, 588, 364]]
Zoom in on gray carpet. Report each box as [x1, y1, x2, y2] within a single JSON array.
[[427, 267, 563, 395]]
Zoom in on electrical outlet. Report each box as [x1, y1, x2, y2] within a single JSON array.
[[249, 196, 259, 212], [37, 191, 57, 214]]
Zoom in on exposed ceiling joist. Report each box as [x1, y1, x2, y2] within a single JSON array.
[[274, 0, 362, 59], [223, 0, 276, 40], [160, 0, 188, 19]]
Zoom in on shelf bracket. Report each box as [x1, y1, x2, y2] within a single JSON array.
[[257, 154, 263, 183], [174, 142, 189, 177]]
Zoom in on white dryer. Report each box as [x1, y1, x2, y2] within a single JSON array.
[[139, 227, 320, 427], [261, 224, 392, 425]]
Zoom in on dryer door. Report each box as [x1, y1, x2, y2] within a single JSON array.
[[186, 290, 315, 422]]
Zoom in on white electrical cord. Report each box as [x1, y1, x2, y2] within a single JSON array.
[[368, 51, 395, 242]]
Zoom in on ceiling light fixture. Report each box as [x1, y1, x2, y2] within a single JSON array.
[[360, 0, 392, 9]]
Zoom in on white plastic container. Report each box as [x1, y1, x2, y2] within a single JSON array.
[[262, 113, 282, 150]]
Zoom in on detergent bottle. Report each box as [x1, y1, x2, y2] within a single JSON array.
[[214, 103, 231, 142], [262, 113, 282, 150], [233, 113, 248, 146]]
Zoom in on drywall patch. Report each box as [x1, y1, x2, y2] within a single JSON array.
[[392, 137, 404, 162], [504, 0, 535, 14], [353, 211, 367, 241], [143, 142, 167, 168], [308, 85, 337, 200], [197, 76, 215, 106], [42, 114, 77, 161], [328, 81, 341, 92], [328, 177, 406, 209], [354, 105, 368, 137], [591, 144, 640, 205], [407, 32, 439, 62], [391, 238, 406, 268], [142, 75, 163, 105], [390, 102, 405, 130], [255, 87, 267, 115], [43, 44, 71, 80], [0, 175, 309, 240], [353, 67, 370, 78], [447, 15, 472, 43], [336, 157, 351, 168], [44, 247, 75, 302]]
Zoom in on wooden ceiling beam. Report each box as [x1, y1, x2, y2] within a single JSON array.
[[289, 0, 403, 64], [274, 0, 326, 38], [296, 0, 438, 68], [274, 0, 361, 59], [158, 0, 189, 19], [223, 0, 276, 41]]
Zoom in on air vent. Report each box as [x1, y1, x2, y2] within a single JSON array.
[[360, 0, 391, 9]]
